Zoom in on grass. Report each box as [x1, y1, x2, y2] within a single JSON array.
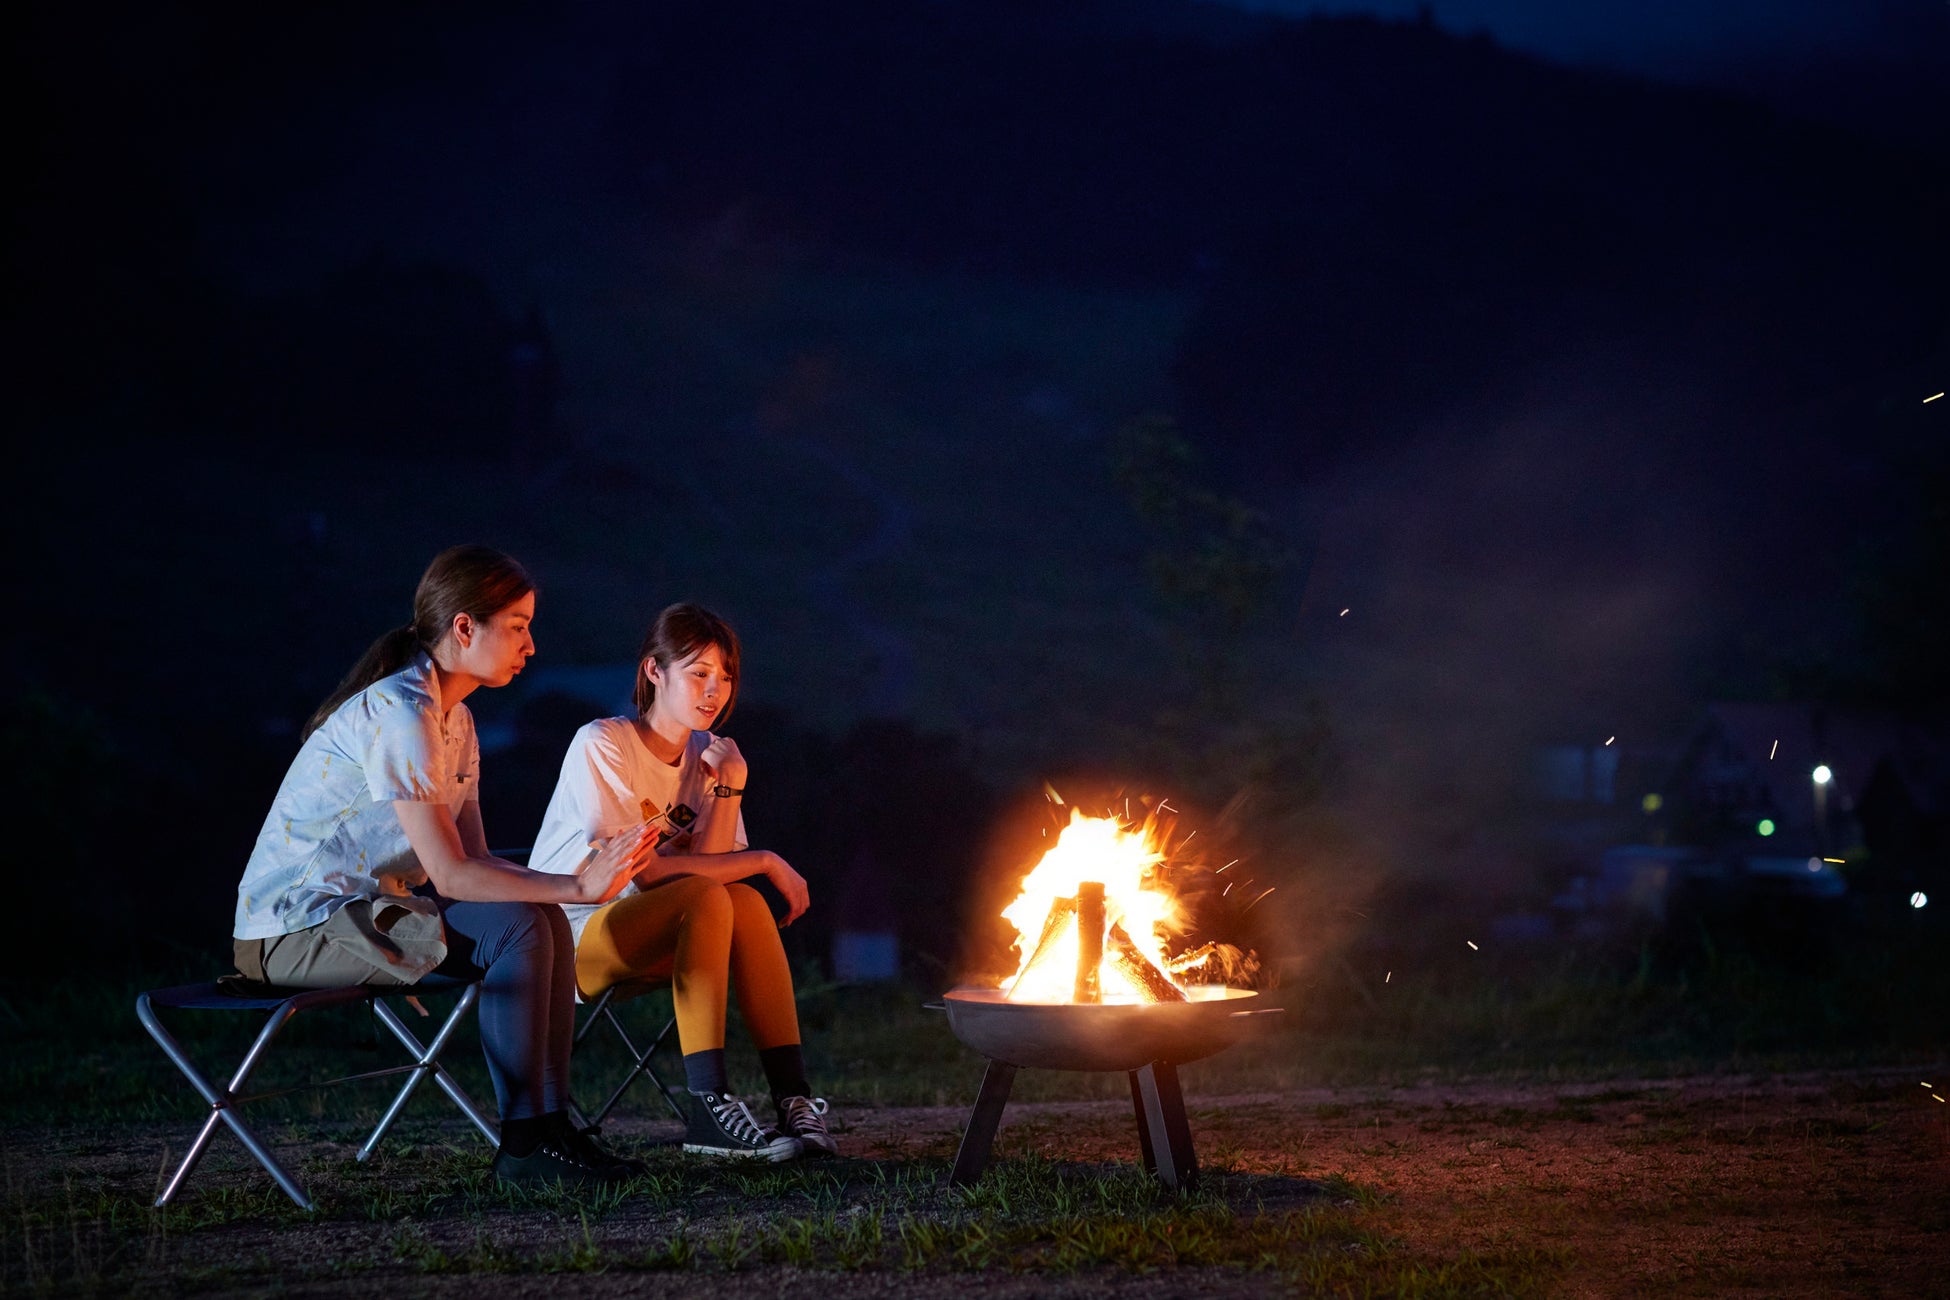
[[6, 939, 1943, 1293], [2, 1142, 1567, 1294], [7, 927, 1948, 1132]]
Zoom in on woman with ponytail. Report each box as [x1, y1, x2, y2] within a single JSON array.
[[232, 545, 657, 1188]]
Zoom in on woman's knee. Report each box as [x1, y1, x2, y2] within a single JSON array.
[[679, 878, 734, 930], [460, 900, 563, 966], [725, 882, 775, 928], [505, 901, 562, 946]]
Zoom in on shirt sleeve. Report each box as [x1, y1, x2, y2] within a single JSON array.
[[362, 698, 448, 803], [571, 725, 650, 842]]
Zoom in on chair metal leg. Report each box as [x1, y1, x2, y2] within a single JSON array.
[[574, 994, 687, 1128], [572, 986, 616, 1046], [640, 1015, 687, 1122], [138, 995, 315, 1210], [592, 1012, 685, 1124], [360, 986, 497, 1160]]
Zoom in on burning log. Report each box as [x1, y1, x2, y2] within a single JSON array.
[[1018, 896, 1076, 977], [1107, 923, 1187, 1003], [1167, 942, 1261, 988], [1074, 882, 1105, 1004], [1007, 896, 1079, 999]]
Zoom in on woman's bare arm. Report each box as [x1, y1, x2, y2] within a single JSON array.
[[633, 846, 810, 924], [397, 801, 653, 905], [687, 733, 747, 855]]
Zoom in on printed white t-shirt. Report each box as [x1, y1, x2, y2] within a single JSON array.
[[233, 652, 479, 940], [530, 717, 747, 945]]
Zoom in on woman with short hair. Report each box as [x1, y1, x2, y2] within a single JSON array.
[[530, 603, 834, 1160]]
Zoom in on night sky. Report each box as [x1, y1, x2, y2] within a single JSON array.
[[9, 0, 1947, 967], [1244, 0, 1942, 81]]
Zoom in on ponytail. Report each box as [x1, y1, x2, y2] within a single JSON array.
[[303, 624, 423, 740], [302, 545, 535, 742]]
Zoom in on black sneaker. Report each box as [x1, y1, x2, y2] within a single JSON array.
[[776, 1095, 838, 1158], [683, 1091, 801, 1161], [556, 1117, 646, 1178], [493, 1135, 632, 1190]]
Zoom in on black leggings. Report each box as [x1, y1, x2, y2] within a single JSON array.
[[431, 900, 575, 1122]]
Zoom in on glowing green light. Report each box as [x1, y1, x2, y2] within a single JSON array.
[[1757, 819, 1776, 837], [1641, 793, 1664, 813]]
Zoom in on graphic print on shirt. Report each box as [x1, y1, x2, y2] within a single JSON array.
[[640, 797, 698, 851]]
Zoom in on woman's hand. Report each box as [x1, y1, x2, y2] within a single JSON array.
[[763, 850, 811, 925], [699, 734, 748, 790], [573, 823, 658, 904]]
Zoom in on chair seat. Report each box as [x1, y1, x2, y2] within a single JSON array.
[[147, 974, 478, 1012]]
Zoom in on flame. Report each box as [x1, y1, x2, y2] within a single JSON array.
[[1001, 808, 1185, 1003]]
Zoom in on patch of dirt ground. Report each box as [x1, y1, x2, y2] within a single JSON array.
[[838, 1068, 1950, 1297], [10, 1066, 1949, 1297]]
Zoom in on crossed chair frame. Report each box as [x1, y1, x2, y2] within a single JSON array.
[[138, 974, 684, 1210]]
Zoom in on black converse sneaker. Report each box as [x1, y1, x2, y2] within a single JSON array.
[[493, 1134, 633, 1189], [777, 1095, 838, 1158], [683, 1092, 801, 1161], [558, 1117, 646, 1178]]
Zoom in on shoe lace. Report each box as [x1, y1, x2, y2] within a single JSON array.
[[781, 1095, 829, 1132], [711, 1095, 771, 1145]]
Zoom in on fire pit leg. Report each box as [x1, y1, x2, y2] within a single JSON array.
[[1128, 1069, 1157, 1175], [949, 1058, 1018, 1186], [1131, 1061, 1198, 1191]]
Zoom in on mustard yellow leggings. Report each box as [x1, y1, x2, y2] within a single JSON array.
[[575, 875, 800, 1053]]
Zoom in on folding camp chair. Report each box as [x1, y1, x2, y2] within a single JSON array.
[[136, 974, 498, 1211], [569, 978, 687, 1130]]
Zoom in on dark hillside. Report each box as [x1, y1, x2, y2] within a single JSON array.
[[9, 0, 1947, 971]]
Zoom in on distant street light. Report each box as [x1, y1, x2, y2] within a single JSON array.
[[1913, 892, 1930, 910], [1811, 765, 1833, 853]]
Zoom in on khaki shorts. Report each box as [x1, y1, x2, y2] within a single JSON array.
[[235, 897, 448, 989]]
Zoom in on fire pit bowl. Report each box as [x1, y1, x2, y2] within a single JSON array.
[[943, 985, 1266, 1072], [936, 985, 1281, 1190]]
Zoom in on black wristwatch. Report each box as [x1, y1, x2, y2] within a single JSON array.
[[709, 782, 745, 798]]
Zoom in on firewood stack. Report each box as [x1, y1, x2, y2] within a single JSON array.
[[1073, 883, 1105, 1003], [1108, 923, 1188, 1002], [1007, 884, 1190, 1004]]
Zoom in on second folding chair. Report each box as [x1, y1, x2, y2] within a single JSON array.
[[569, 978, 687, 1131]]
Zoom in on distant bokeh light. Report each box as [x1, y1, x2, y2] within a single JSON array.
[[1812, 764, 1833, 785], [1757, 819, 1776, 836], [1913, 892, 1929, 910], [1641, 793, 1663, 813]]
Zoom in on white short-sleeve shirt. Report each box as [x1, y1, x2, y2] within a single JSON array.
[[530, 717, 746, 945], [233, 652, 479, 940]]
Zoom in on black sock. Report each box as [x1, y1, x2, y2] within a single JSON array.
[[683, 1047, 729, 1095], [500, 1112, 557, 1158], [759, 1044, 811, 1107]]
